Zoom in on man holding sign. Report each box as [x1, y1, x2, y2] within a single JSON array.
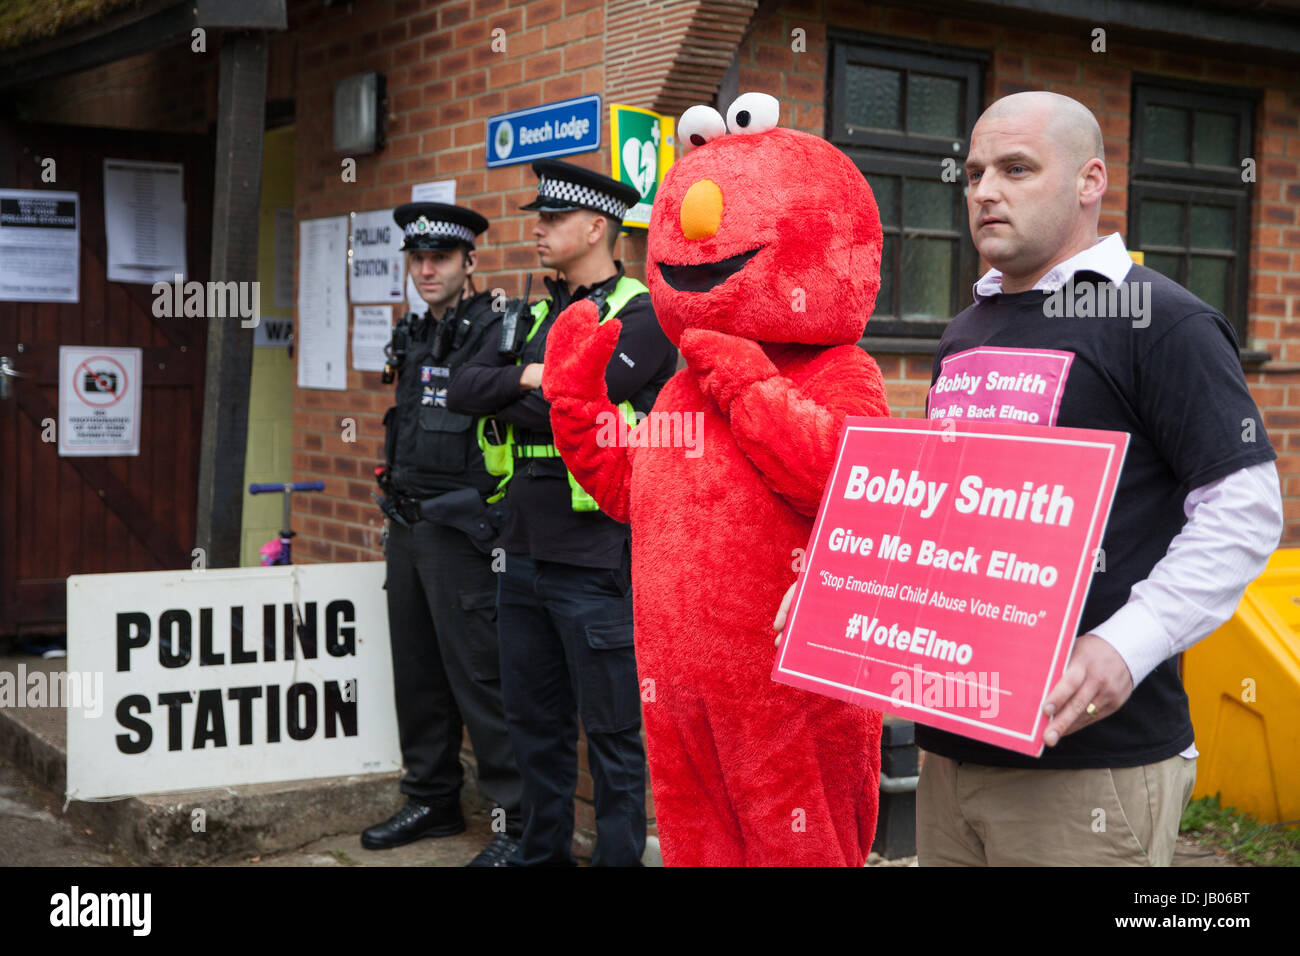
[[910, 92, 1282, 865]]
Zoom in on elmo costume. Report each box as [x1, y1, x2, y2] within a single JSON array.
[[542, 93, 889, 865]]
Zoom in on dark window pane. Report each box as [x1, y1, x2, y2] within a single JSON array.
[[877, 235, 897, 316], [903, 178, 956, 231], [901, 237, 953, 319], [908, 74, 961, 138], [1143, 252, 1181, 281], [1189, 205, 1234, 250], [1188, 255, 1230, 313], [1144, 104, 1189, 162], [1193, 111, 1237, 167], [845, 65, 901, 131], [1140, 199, 1184, 247], [870, 175, 899, 228]]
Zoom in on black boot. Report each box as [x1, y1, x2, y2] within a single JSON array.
[[361, 798, 466, 850], [465, 832, 520, 867]]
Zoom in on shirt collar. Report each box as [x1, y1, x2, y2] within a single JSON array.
[[972, 233, 1134, 302], [545, 261, 625, 311]]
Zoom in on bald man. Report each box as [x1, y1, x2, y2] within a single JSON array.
[[913, 92, 1283, 865]]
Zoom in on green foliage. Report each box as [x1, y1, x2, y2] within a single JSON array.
[[1180, 794, 1300, 867], [0, 0, 143, 52]]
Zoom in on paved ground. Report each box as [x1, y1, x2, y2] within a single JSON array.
[[0, 754, 1240, 867]]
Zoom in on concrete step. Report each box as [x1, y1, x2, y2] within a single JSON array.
[[0, 654, 405, 865]]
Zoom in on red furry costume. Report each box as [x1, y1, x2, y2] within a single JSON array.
[[542, 98, 889, 865]]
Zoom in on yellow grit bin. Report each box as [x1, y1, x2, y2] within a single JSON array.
[[1183, 549, 1300, 826]]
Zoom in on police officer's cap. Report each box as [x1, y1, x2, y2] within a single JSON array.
[[520, 159, 640, 222], [393, 202, 488, 251]]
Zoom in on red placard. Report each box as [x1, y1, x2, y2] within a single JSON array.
[[772, 417, 1128, 756]]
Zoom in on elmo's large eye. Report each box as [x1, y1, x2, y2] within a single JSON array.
[[726, 92, 779, 135], [678, 105, 726, 152]]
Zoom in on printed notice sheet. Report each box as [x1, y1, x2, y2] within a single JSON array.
[[103, 159, 186, 284], [296, 216, 350, 390], [0, 189, 79, 302]]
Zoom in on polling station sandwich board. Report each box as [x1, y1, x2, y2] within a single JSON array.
[[772, 418, 1127, 756], [66, 563, 401, 800]]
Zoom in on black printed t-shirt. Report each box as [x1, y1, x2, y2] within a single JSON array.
[[916, 264, 1275, 769]]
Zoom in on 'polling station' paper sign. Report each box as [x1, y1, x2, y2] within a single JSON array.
[[66, 563, 401, 800], [772, 418, 1128, 756]]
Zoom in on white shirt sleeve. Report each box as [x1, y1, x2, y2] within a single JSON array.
[[1089, 459, 1283, 687]]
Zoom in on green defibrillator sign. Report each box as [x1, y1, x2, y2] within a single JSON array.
[[609, 104, 676, 229]]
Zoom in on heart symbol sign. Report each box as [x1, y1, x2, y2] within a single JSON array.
[[621, 137, 658, 198]]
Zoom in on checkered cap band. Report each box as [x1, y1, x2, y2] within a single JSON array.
[[404, 216, 476, 244], [537, 176, 629, 219]]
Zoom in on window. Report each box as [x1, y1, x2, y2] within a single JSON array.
[[828, 32, 986, 341], [1129, 79, 1256, 342]]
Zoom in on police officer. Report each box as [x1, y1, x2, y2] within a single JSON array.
[[363, 202, 523, 867], [447, 161, 677, 866]]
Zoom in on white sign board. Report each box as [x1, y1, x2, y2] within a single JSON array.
[[296, 215, 349, 390], [0, 188, 79, 302], [103, 159, 187, 285], [352, 305, 392, 371], [58, 345, 142, 456], [410, 180, 456, 203], [349, 209, 405, 304], [66, 562, 401, 800]]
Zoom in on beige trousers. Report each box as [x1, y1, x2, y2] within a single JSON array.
[[916, 752, 1197, 866]]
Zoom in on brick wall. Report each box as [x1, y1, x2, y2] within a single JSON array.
[[288, 0, 627, 563], [735, 0, 1300, 538], [16, 42, 217, 132]]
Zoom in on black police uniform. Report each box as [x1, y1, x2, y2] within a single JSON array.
[[447, 161, 677, 866], [366, 203, 523, 857]]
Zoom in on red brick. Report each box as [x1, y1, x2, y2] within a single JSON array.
[[1028, 56, 1078, 82], [1264, 203, 1297, 225], [527, 50, 563, 78], [410, 12, 437, 37], [993, 50, 1025, 77], [440, 1, 472, 28], [527, 0, 562, 28]]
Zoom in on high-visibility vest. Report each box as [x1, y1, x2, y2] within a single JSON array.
[[477, 275, 647, 512]]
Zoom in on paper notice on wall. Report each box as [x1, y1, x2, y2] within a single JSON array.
[[103, 159, 186, 284], [273, 207, 294, 310], [410, 180, 456, 203], [349, 209, 405, 303], [58, 345, 142, 456], [296, 216, 350, 390], [0, 189, 80, 302], [352, 306, 393, 372]]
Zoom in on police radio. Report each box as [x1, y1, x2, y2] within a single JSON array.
[[383, 312, 419, 384], [498, 273, 533, 359]]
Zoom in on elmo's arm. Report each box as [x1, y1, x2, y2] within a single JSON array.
[[541, 300, 635, 522], [681, 330, 889, 516]]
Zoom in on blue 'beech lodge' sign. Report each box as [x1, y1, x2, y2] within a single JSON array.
[[485, 94, 601, 168]]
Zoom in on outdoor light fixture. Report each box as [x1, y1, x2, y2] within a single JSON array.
[[333, 71, 386, 155]]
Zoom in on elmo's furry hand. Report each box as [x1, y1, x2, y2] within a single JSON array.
[[542, 299, 621, 401], [678, 328, 779, 414]]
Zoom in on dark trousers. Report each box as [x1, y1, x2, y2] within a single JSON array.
[[497, 553, 646, 866], [385, 519, 522, 828]]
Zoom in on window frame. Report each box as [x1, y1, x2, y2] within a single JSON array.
[[1131, 78, 1257, 187], [827, 31, 987, 342], [1129, 76, 1257, 343]]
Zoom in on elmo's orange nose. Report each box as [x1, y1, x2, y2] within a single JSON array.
[[680, 179, 723, 240]]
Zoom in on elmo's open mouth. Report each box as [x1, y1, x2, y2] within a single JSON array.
[[658, 247, 762, 293]]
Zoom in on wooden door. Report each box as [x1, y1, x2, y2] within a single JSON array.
[[0, 122, 213, 635]]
